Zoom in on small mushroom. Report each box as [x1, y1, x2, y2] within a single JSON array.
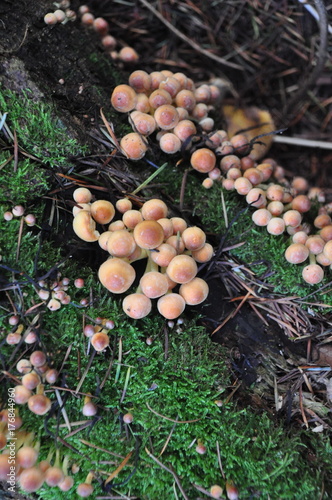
[[73, 210, 100, 242]]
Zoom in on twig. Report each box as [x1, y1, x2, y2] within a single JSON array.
[[284, 0, 328, 118], [145, 447, 189, 500], [138, 0, 243, 72], [274, 135, 332, 150]]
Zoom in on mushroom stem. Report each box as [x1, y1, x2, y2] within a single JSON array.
[[62, 455, 70, 477], [309, 252, 316, 265]]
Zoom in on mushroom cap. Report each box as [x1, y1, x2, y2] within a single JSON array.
[[157, 293, 186, 319], [159, 133, 181, 154], [91, 332, 110, 351], [120, 132, 148, 160], [28, 394, 51, 415], [73, 210, 100, 242], [140, 271, 169, 298], [111, 84, 137, 112], [284, 243, 309, 264], [150, 243, 177, 267], [323, 240, 332, 261], [73, 187, 92, 204], [98, 258, 136, 293], [19, 467, 45, 492], [302, 263, 324, 284], [182, 226, 206, 251], [133, 220, 165, 249], [154, 104, 179, 130], [122, 293, 152, 319], [106, 229, 136, 258], [179, 277, 209, 305], [141, 199, 168, 221], [90, 200, 115, 225], [191, 243, 214, 263], [166, 254, 197, 284], [252, 208, 272, 226], [190, 148, 216, 173]]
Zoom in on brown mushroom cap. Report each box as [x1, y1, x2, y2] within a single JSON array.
[[190, 148, 216, 173], [106, 229, 136, 258], [91, 332, 110, 351], [19, 467, 45, 492], [191, 243, 214, 263], [166, 254, 197, 284], [182, 226, 206, 251], [133, 220, 165, 249], [150, 243, 177, 267], [111, 84, 137, 112], [157, 293, 186, 319], [179, 278, 209, 305], [140, 271, 169, 298], [284, 243, 309, 264], [122, 293, 152, 319], [302, 263, 324, 284], [98, 258, 136, 293], [73, 187, 92, 204], [154, 104, 179, 130], [120, 132, 148, 160], [28, 394, 52, 415], [141, 199, 168, 221], [90, 200, 115, 225], [73, 210, 100, 242]]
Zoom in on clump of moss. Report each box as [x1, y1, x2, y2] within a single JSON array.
[[0, 153, 50, 204], [0, 87, 86, 167], [3, 295, 329, 500]]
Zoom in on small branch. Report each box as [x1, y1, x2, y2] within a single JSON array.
[[138, 0, 243, 72]]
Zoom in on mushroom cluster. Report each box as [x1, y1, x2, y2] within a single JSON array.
[[110, 69, 225, 163], [0, 414, 75, 494], [221, 155, 331, 285], [72, 188, 212, 319], [3, 204, 36, 226], [78, 5, 139, 62], [109, 69, 278, 190], [13, 350, 58, 417]]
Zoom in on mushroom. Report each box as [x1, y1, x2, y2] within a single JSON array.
[[190, 148, 216, 173], [182, 226, 206, 251], [91, 331, 110, 352], [106, 229, 136, 258], [139, 271, 169, 299], [179, 277, 209, 305], [154, 104, 179, 130], [141, 199, 168, 221], [90, 200, 115, 225], [133, 220, 165, 249], [111, 84, 137, 112], [166, 255, 197, 284], [120, 132, 148, 160], [157, 293, 186, 319], [122, 293, 152, 319], [73, 187, 92, 204], [19, 467, 45, 492], [252, 208, 272, 226], [284, 243, 309, 264], [73, 210, 100, 242], [159, 133, 181, 154], [98, 258, 135, 293], [28, 386, 52, 415]]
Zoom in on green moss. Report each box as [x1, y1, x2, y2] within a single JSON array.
[[0, 87, 86, 167], [0, 152, 50, 204], [2, 296, 329, 499]]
